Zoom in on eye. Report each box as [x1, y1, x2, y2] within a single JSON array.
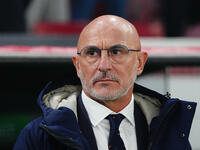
[[110, 48, 123, 55], [85, 48, 99, 57]]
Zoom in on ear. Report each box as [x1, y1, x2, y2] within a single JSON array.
[[72, 55, 80, 78], [136, 52, 148, 75]]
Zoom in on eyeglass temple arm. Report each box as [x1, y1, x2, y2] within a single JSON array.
[[128, 49, 140, 52]]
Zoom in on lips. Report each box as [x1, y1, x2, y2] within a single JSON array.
[[95, 78, 117, 84]]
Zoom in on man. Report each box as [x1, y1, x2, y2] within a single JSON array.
[[13, 15, 196, 150]]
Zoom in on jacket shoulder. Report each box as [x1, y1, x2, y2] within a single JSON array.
[[13, 116, 46, 150]]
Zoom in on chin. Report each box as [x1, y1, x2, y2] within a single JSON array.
[[94, 86, 118, 94], [91, 88, 123, 101]]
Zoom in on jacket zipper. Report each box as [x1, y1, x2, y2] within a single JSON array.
[[147, 100, 179, 150]]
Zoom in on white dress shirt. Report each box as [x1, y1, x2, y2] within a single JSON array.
[[82, 91, 138, 150]]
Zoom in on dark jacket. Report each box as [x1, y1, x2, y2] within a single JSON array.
[[13, 81, 197, 150]]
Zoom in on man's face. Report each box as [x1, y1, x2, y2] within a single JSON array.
[[73, 18, 147, 101]]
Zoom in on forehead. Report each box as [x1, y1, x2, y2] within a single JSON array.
[[78, 21, 140, 50]]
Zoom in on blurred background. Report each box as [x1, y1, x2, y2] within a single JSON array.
[[0, 0, 200, 149]]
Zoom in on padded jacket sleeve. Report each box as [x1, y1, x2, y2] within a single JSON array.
[[13, 117, 45, 150]]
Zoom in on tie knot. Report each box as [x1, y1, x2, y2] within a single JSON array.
[[106, 114, 125, 130]]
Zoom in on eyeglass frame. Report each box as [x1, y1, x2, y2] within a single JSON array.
[[77, 44, 140, 63]]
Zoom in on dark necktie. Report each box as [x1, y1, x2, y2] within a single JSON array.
[[106, 114, 126, 150]]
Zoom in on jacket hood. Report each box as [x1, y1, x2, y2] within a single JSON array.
[[37, 81, 81, 119]]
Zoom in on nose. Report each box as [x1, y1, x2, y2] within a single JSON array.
[[97, 50, 112, 72]]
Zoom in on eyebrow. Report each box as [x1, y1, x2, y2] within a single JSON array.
[[107, 44, 140, 52], [80, 44, 140, 50]]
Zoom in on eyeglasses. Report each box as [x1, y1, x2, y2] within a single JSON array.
[[77, 44, 140, 63]]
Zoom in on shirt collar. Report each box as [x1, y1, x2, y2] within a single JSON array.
[[119, 96, 134, 126], [81, 91, 135, 127]]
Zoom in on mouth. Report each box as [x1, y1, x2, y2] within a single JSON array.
[[94, 78, 118, 84], [92, 73, 120, 85]]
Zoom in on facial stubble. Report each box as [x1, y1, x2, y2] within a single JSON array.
[[78, 67, 137, 101]]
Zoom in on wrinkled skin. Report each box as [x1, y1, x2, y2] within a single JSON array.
[[73, 15, 148, 112]]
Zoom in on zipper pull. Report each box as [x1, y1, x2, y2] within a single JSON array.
[[165, 92, 171, 99]]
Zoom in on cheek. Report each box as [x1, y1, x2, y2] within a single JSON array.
[[121, 60, 138, 82], [130, 62, 138, 76], [78, 61, 96, 81]]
